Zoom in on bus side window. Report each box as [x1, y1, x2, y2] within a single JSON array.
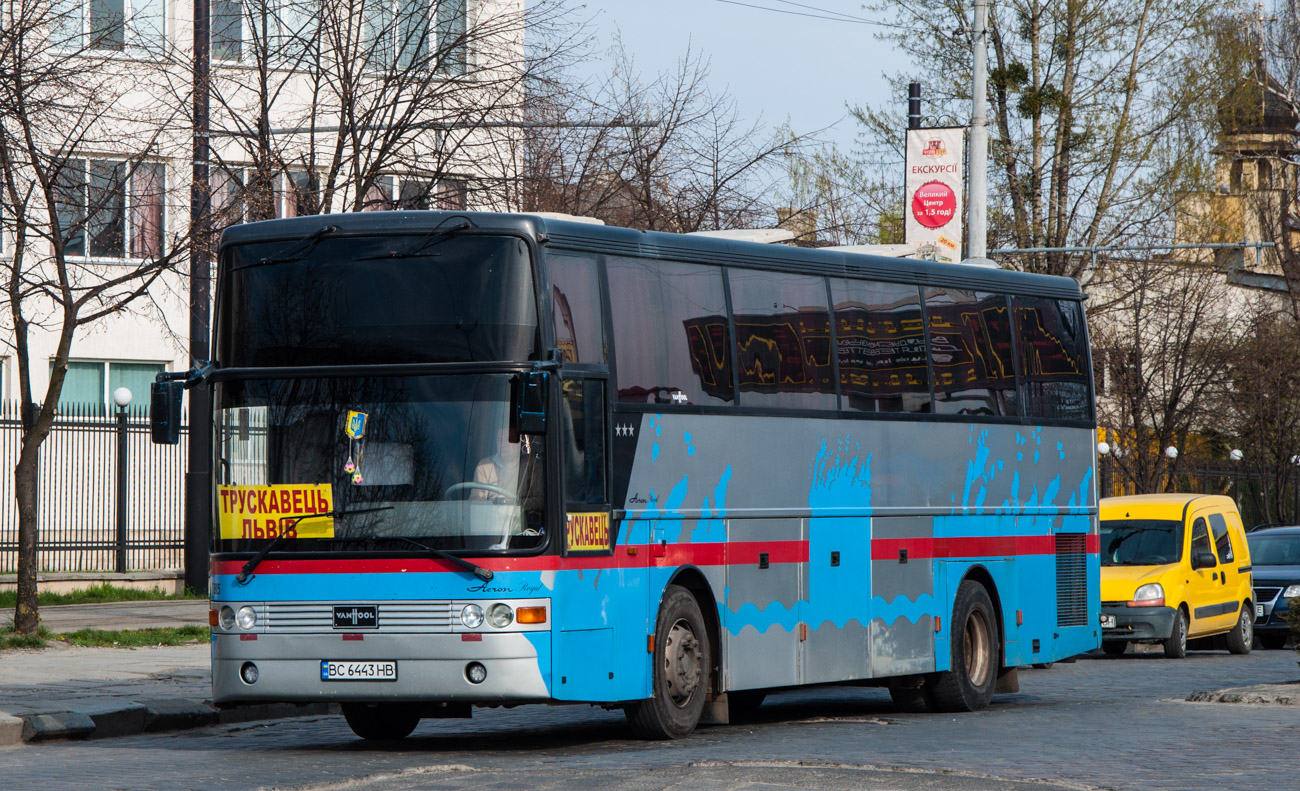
[[562, 378, 607, 504], [924, 287, 1017, 417], [547, 254, 605, 364], [1011, 296, 1091, 422]]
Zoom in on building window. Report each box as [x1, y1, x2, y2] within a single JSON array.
[[53, 0, 164, 51], [54, 360, 164, 415], [363, 0, 465, 72], [361, 176, 465, 210], [54, 159, 165, 260], [435, 0, 467, 75], [212, 0, 244, 61]]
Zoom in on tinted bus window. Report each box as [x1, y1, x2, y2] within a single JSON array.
[[924, 288, 1017, 417], [729, 269, 835, 410], [830, 278, 930, 413], [547, 253, 605, 364], [1012, 297, 1091, 422], [607, 257, 734, 406]]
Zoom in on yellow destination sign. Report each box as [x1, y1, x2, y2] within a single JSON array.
[[218, 484, 334, 540], [566, 511, 610, 552]]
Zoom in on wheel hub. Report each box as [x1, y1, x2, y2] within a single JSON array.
[[663, 619, 702, 708]]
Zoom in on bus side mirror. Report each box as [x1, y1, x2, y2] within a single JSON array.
[[516, 371, 548, 435], [150, 381, 183, 445]]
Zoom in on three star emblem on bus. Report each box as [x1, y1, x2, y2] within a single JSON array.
[[615, 424, 636, 438]]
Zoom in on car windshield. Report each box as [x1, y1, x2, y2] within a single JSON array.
[[1100, 519, 1183, 566], [1246, 533, 1300, 565], [217, 233, 537, 366], [213, 373, 546, 555]]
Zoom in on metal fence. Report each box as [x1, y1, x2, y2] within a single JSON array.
[[0, 402, 188, 573]]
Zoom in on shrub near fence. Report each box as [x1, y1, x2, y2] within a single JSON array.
[[0, 402, 188, 573]]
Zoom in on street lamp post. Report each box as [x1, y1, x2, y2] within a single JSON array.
[[113, 387, 133, 574], [1229, 448, 1243, 507]]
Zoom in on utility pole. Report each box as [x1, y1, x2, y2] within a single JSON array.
[[964, 0, 991, 266], [186, 0, 212, 595]]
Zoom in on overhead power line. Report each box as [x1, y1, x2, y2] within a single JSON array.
[[711, 0, 907, 27]]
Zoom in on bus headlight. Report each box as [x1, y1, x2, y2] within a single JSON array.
[[219, 606, 236, 630], [236, 606, 257, 629], [460, 604, 484, 629], [487, 603, 514, 628]]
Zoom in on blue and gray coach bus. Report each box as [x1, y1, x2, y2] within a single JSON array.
[[154, 211, 1099, 740]]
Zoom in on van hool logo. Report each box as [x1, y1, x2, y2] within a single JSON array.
[[922, 139, 947, 157], [332, 605, 378, 628]]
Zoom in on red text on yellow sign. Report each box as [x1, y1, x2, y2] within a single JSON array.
[[218, 484, 334, 540], [566, 512, 610, 552]]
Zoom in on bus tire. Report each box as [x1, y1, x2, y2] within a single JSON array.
[[928, 579, 998, 713], [1226, 602, 1253, 655], [341, 702, 421, 740], [624, 585, 710, 739]]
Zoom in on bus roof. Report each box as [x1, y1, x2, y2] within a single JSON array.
[[219, 210, 1084, 300]]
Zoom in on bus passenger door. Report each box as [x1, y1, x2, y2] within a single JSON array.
[[552, 376, 622, 701]]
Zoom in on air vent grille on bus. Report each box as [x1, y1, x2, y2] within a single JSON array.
[[1055, 533, 1088, 627]]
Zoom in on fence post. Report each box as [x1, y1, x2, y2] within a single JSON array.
[[113, 389, 133, 573]]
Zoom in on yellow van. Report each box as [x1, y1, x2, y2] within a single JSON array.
[[1099, 494, 1254, 658]]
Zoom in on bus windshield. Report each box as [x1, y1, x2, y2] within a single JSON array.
[[217, 233, 537, 367], [213, 374, 546, 554], [1100, 519, 1182, 566]]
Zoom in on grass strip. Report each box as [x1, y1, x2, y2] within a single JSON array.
[[0, 583, 203, 609], [55, 625, 210, 648], [0, 626, 52, 650]]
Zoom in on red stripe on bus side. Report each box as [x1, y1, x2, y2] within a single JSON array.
[[212, 534, 1091, 577]]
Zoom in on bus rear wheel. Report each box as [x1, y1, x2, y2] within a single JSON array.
[[624, 585, 711, 739], [928, 579, 999, 713], [341, 702, 422, 740]]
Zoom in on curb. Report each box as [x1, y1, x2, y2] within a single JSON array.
[[1, 699, 335, 745], [1186, 681, 1300, 705]]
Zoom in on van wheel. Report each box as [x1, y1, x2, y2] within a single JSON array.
[[928, 580, 999, 712], [341, 703, 421, 740], [1162, 609, 1188, 659], [1226, 603, 1253, 655], [624, 585, 710, 739]]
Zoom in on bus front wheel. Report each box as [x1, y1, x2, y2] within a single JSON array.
[[341, 702, 422, 740], [624, 585, 711, 739], [928, 580, 999, 713]]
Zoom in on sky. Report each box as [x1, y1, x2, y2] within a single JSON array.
[[567, 0, 909, 153]]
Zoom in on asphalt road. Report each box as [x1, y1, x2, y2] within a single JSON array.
[[1, 647, 1297, 791]]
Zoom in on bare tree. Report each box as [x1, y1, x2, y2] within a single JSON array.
[[856, 0, 1240, 283], [0, 0, 189, 634], [200, 0, 574, 223], [1090, 258, 1243, 494], [517, 42, 792, 232]]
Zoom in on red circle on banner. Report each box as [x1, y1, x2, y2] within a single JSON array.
[[911, 180, 957, 229]]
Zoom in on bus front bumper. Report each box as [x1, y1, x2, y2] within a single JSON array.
[[211, 631, 552, 705]]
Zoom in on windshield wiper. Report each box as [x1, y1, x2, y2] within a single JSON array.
[[233, 224, 340, 272], [357, 214, 476, 261], [395, 537, 494, 582], [234, 505, 394, 584]]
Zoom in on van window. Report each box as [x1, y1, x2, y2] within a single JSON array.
[[1190, 518, 1215, 565], [1208, 513, 1234, 563]]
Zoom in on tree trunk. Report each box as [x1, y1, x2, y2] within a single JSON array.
[[12, 418, 42, 636]]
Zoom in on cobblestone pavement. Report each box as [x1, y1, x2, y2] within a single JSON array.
[[1, 647, 1297, 791]]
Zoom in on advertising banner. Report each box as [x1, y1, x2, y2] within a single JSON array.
[[904, 127, 965, 263]]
